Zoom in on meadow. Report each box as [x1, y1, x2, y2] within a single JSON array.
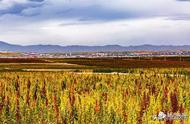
[[0, 68, 190, 124]]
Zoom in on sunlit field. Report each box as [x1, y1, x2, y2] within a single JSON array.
[[1, 0, 190, 123], [0, 69, 190, 124]]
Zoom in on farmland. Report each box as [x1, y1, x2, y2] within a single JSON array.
[[0, 57, 190, 123], [0, 69, 190, 123], [1, 57, 190, 72]]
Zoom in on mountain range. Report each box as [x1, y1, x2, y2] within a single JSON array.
[[0, 41, 190, 53]]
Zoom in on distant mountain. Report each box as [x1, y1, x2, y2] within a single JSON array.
[[0, 41, 190, 53]]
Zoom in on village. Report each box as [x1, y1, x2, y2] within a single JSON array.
[[1, 50, 190, 58]]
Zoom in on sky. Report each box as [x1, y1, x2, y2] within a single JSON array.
[[0, 0, 190, 46]]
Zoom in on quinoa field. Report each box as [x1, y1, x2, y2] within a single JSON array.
[[0, 69, 190, 123]]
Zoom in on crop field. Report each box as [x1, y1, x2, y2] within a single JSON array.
[[1, 57, 190, 72], [0, 68, 190, 123], [50, 57, 190, 69]]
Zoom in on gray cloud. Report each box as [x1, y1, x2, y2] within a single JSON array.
[[1, 0, 190, 21], [0, 0, 190, 45], [0, 0, 44, 15], [29, 0, 44, 2], [177, 0, 190, 2]]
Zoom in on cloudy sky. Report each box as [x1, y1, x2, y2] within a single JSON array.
[[0, 0, 190, 46]]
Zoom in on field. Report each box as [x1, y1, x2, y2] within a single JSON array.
[[0, 57, 190, 123], [0, 69, 190, 123], [1, 57, 190, 72]]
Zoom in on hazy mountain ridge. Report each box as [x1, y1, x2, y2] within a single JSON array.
[[0, 41, 190, 53]]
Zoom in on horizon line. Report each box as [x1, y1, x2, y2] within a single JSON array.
[[1, 41, 190, 47]]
